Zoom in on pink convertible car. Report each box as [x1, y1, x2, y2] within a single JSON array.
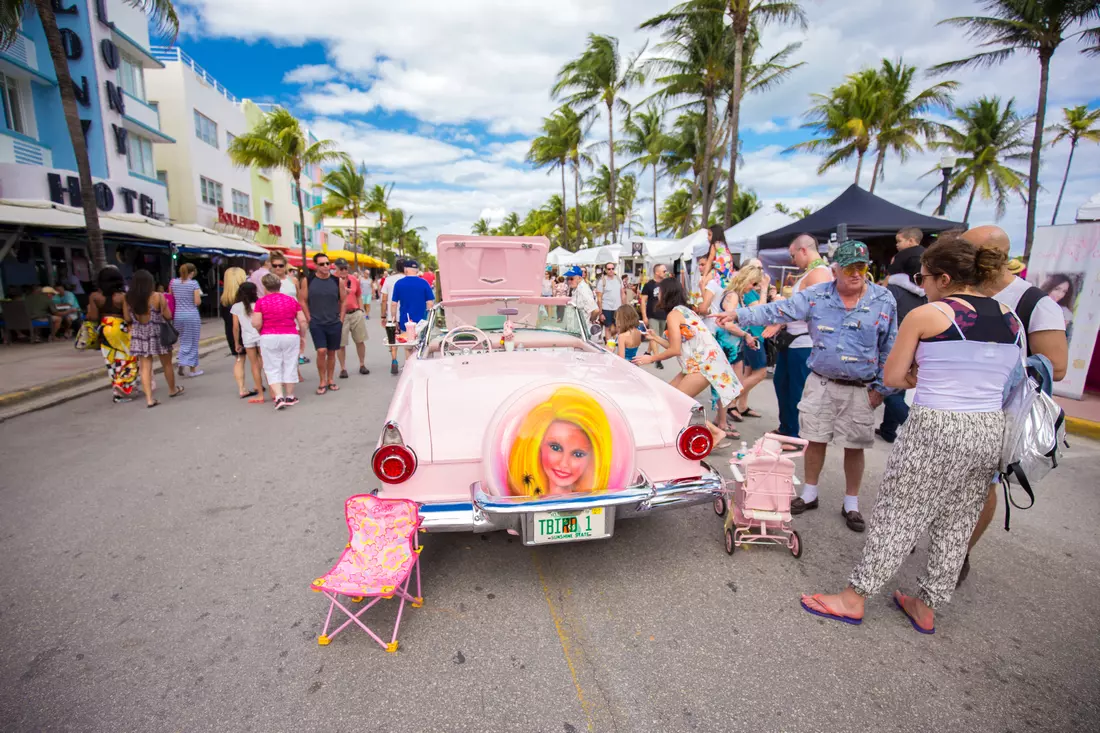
[[371, 236, 724, 545]]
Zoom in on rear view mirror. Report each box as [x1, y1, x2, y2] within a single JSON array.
[[497, 308, 519, 316]]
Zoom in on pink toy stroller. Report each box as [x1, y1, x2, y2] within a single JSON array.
[[720, 433, 807, 558]]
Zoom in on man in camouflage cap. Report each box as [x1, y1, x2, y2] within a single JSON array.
[[717, 239, 898, 533]]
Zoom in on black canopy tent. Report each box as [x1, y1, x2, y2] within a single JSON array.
[[756, 184, 966, 263]]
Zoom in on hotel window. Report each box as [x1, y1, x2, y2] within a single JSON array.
[[118, 54, 146, 100], [226, 131, 236, 148], [157, 170, 169, 198], [194, 110, 218, 148], [231, 189, 250, 217], [126, 135, 155, 178], [263, 201, 274, 224], [0, 72, 26, 135], [200, 176, 223, 208]]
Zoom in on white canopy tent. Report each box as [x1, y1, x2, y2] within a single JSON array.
[[546, 247, 570, 266], [563, 244, 621, 266], [723, 208, 796, 258], [1077, 192, 1100, 222]]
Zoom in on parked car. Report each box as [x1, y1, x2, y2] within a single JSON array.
[[371, 236, 724, 546]]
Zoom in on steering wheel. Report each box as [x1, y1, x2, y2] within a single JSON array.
[[441, 326, 495, 356]]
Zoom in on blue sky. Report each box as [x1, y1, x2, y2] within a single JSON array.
[[165, 0, 1100, 254]]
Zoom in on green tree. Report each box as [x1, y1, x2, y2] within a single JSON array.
[[553, 33, 646, 244], [790, 68, 882, 185], [498, 212, 521, 236], [664, 111, 708, 235], [363, 183, 394, 254], [1045, 104, 1100, 224], [774, 202, 813, 218], [0, 0, 179, 274], [868, 59, 957, 193], [617, 173, 643, 239], [719, 187, 762, 225], [229, 107, 348, 269], [527, 114, 571, 243], [931, 0, 1100, 256], [922, 96, 1032, 221], [471, 218, 491, 235], [622, 105, 673, 236], [659, 187, 697, 235], [315, 160, 369, 270], [384, 209, 425, 257]]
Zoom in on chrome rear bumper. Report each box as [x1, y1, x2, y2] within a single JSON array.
[[417, 465, 725, 537]]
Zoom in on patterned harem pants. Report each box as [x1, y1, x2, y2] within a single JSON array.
[[849, 404, 1004, 609]]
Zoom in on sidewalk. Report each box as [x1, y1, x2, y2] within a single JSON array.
[[0, 319, 228, 419], [1055, 391, 1100, 441]]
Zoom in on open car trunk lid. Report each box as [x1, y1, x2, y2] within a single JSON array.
[[437, 235, 550, 301]]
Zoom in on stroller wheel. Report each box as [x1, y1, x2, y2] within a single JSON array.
[[724, 529, 735, 555], [789, 530, 803, 559], [713, 496, 726, 516]]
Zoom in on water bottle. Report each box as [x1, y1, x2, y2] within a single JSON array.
[[736, 441, 748, 460]]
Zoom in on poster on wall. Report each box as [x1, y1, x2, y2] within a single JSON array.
[[1027, 223, 1100, 399]]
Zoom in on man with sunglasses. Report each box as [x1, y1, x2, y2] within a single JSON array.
[[298, 253, 347, 395], [595, 262, 625, 336], [717, 240, 898, 533]]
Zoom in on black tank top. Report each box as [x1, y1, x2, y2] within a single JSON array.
[[99, 292, 124, 316], [307, 275, 340, 325], [920, 294, 1019, 345]]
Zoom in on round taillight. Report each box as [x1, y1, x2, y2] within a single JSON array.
[[372, 444, 417, 484], [678, 425, 713, 460]]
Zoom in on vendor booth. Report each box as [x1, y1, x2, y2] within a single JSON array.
[[756, 184, 965, 264], [723, 208, 796, 260]]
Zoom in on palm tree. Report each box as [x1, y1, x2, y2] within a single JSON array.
[[0, 0, 179, 274], [659, 187, 697, 235], [229, 107, 348, 269], [868, 59, 957, 193], [527, 114, 571, 242], [315, 160, 368, 270], [664, 111, 708, 235], [554, 106, 594, 250], [774, 202, 813, 218], [721, 187, 762, 225], [1045, 104, 1100, 224], [622, 105, 673, 237], [363, 182, 394, 254], [617, 173, 643, 239], [471, 218, 491, 235], [931, 0, 1100, 257], [790, 68, 882, 185], [384, 209, 425, 257], [921, 96, 1032, 221], [552, 33, 646, 244], [499, 212, 521, 236]]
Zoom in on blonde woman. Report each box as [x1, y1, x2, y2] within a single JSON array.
[[726, 264, 770, 421], [220, 266, 247, 357], [170, 263, 204, 377], [506, 386, 613, 497]]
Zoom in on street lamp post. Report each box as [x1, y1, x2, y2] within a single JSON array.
[[937, 154, 957, 216]]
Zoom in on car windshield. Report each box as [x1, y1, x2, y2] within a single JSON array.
[[424, 298, 588, 346]]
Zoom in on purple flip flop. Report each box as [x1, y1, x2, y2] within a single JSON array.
[[893, 594, 935, 635], [800, 595, 862, 625]]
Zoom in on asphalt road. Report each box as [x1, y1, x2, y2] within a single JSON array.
[[2, 332, 1099, 733]]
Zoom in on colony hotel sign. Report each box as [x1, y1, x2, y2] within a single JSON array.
[[47, 0, 158, 218]]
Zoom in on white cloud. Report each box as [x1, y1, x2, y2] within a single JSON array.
[[282, 64, 338, 85], [179, 0, 1100, 248]]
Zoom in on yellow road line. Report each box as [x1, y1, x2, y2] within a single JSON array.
[[533, 551, 595, 732]]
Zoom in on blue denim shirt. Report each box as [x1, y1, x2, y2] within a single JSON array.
[[737, 281, 898, 394]]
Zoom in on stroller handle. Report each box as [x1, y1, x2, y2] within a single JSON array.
[[757, 432, 808, 459]]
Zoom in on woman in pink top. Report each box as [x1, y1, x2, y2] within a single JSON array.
[[252, 274, 308, 410]]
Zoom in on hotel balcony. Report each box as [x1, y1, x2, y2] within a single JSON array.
[[0, 129, 53, 167], [122, 92, 175, 144]]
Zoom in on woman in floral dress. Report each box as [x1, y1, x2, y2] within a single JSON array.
[[633, 277, 742, 445]]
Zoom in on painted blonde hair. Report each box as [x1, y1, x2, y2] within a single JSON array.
[[506, 386, 613, 497], [221, 266, 247, 306]]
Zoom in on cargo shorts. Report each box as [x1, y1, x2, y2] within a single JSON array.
[[797, 374, 877, 449]]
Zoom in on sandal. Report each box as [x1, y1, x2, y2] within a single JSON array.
[[800, 594, 863, 625], [339, 369, 349, 379], [240, 389, 259, 399], [316, 386, 328, 396], [725, 407, 744, 423], [721, 428, 741, 440], [169, 386, 185, 398], [146, 400, 160, 409], [248, 396, 265, 404], [893, 591, 935, 634], [327, 383, 339, 391], [741, 407, 762, 418]]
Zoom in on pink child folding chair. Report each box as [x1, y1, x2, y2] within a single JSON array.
[[722, 433, 808, 558], [310, 494, 424, 652]]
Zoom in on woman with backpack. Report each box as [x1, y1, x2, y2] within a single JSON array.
[[800, 235, 1022, 634]]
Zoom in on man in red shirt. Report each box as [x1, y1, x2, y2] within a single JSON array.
[[335, 259, 370, 377]]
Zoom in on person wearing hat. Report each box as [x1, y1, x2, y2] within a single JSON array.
[[717, 239, 898, 533], [334, 258, 370, 378], [379, 260, 406, 375], [390, 259, 435, 372], [48, 283, 82, 338], [564, 266, 599, 325]]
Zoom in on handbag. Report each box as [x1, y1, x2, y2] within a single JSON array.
[[74, 320, 100, 351], [160, 319, 179, 347]]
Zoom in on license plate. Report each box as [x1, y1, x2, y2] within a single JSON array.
[[530, 508, 609, 544]]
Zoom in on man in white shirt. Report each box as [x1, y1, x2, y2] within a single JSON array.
[[379, 262, 406, 375], [595, 262, 625, 336], [565, 266, 599, 328], [958, 224, 1068, 585]]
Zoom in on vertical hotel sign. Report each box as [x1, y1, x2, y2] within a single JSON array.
[[1027, 223, 1100, 399], [47, 0, 157, 217]]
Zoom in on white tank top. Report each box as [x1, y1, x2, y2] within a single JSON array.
[[787, 264, 829, 349], [913, 302, 1022, 412], [279, 276, 298, 298]]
